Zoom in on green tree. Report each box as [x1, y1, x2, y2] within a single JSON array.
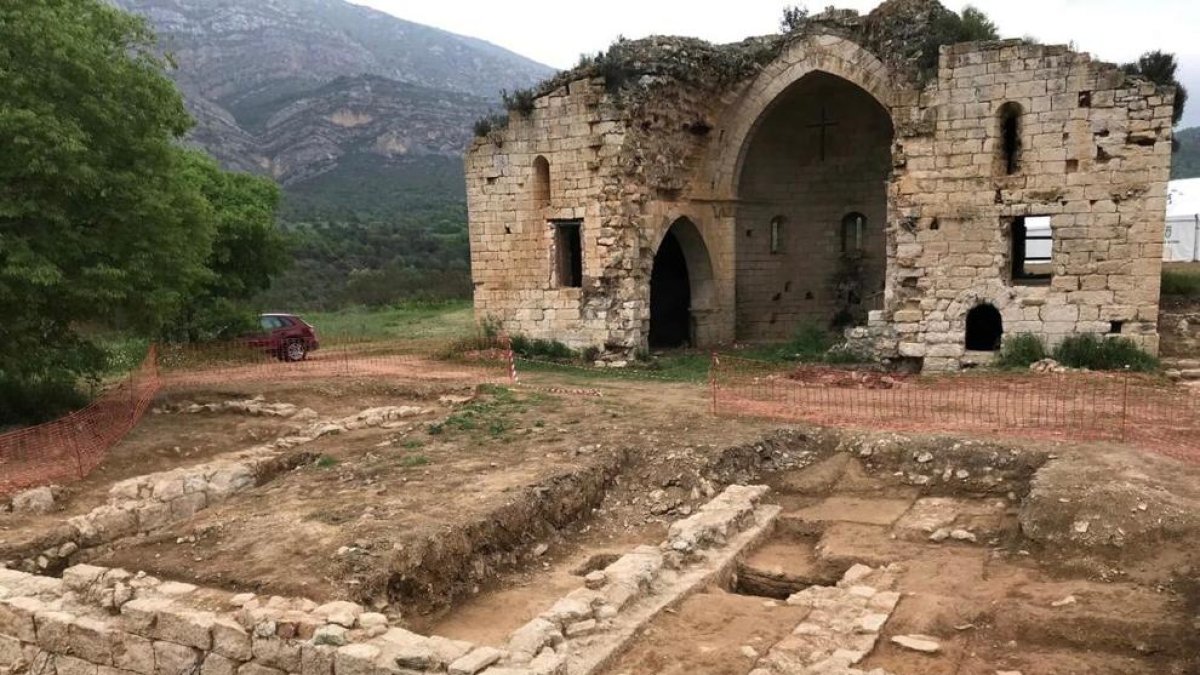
[[1122, 51, 1188, 126], [168, 151, 288, 341], [0, 0, 284, 424], [920, 5, 1000, 79], [1, 0, 213, 382]]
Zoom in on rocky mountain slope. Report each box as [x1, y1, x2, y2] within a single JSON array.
[[113, 0, 554, 183]]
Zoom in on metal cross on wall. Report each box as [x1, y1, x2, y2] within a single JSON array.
[[807, 106, 838, 161]]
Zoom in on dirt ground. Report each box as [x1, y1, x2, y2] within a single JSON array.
[[603, 455, 1200, 675], [79, 366, 786, 621], [5, 356, 1200, 674]]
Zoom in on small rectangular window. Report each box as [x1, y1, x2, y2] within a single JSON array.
[[1012, 215, 1053, 284], [553, 220, 583, 288], [770, 217, 783, 254]]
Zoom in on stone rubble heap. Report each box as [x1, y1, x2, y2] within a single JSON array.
[[4, 406, 428, 573], [1, 487, 59, 516], [750, 563, 902, 675], [153, 396, 318, 420]]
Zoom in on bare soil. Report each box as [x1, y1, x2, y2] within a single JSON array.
[[85, 368, 786, 623], [8, 356, 1200, 674], [599, 454, 1200, 675]]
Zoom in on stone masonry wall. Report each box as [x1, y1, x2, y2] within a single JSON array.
[[886, 41, 1174, 370], [466, 20, 1173, 369], [467, 79, 629, 351]]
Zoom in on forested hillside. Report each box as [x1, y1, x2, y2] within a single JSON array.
[[1174, 127, 1200, 179]]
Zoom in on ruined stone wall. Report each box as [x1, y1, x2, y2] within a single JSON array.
[[467, 75, 736, 354], [465, 27, 1173, 367], [466, 79, 624, 350], [885, 40, 1174, 369]]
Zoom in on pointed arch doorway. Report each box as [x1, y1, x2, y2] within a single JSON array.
[[650, 217, 715, 349]]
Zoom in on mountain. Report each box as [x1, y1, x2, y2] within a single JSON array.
[[111, 0, 554, 308], [1175, 127, 1200, 179], [113, 0, 554, 183]]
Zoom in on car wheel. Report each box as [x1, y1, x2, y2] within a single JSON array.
[[284, 340, 307, 362]]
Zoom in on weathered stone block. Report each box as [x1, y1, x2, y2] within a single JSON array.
[[153, 640, 202, 675], [333, 643, 382, 675], [0, 596, 41, 642], [250, 635, 301, 671], [200, 653, 238, 675], [114, 633, 156, 674], [449, 646, 502, 675]]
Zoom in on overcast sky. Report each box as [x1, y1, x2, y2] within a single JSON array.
[[353, 0, 1199, 127]]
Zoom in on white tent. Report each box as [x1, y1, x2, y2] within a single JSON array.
[[1166, 178, 1200, 262]]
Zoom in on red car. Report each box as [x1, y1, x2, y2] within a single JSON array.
[[246, 313, 320, 361]]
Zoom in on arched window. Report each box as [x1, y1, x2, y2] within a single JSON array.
[[532, 155, 551, 212], [841, 212, 866, 254], [769, 216, 784, 254], [997, 103, 1023, 175], [965, 304, 1003, 351]]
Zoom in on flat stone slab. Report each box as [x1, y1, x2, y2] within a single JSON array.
[[785, 497, 914, 527], [891, 497, 1010, 543]]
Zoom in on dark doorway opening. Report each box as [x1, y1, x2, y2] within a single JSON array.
[[650, 231, 692, 348], [965, 304, 1003, 351]]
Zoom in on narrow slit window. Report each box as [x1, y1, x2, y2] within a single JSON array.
[[1012, 215, 1053, 283], [841, 212, 866, 253], [533, 156, 551, 210], [770, 216, 784, 254], [553, 220, 583, 288], [998, 102, 1023, 175]]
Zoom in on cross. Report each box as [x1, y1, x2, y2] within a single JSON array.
[[806, 107, 838, 161]]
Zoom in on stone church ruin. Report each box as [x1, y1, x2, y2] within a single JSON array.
[[465, 0, 1175, 370]]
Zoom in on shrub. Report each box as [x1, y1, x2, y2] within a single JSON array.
[[0, 375, 90, 429], [1162, 269, 1200, 298], [1052, 334, 1159, 372], [996, 334, 1048, 369], [472, 112, 509, 137], [501, 88, 536, 117], [781, 321, 835, 361], [509, 334, 575, 360], [779, 5, 810, 33]]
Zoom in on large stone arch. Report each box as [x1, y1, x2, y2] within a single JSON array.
[[694, 36, 897, 341], [646, 215, 723, 348], [702, 35, 897, 201]]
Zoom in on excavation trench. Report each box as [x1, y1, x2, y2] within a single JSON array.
[[601, 450, 1200, 675]]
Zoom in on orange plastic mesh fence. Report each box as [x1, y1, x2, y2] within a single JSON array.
[[0, 336, 515, 498], [0, 346, 160, 497], [711, 355, 1200, 461]]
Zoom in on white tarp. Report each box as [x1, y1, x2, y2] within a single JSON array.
[[1166, 179, 1200, 262]]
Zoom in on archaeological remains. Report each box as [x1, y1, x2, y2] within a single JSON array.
[[465, 0, 1175, 370]]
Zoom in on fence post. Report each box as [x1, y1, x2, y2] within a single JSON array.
[[505, 334, 519, 384], [709, 352, 719, 416], [1120, 365, 1131, 443]]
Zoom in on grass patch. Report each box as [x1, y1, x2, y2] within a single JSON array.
[[314, 455, 339, 469], [304, 300, 474, 341], [996, 334, 1049, 369], [401, 454, 430, 468], [515, 351, 713, 383], [1052, 334, 1159, 372], [1162, 267, 1200, 298], [427, 385, 524, 439]]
